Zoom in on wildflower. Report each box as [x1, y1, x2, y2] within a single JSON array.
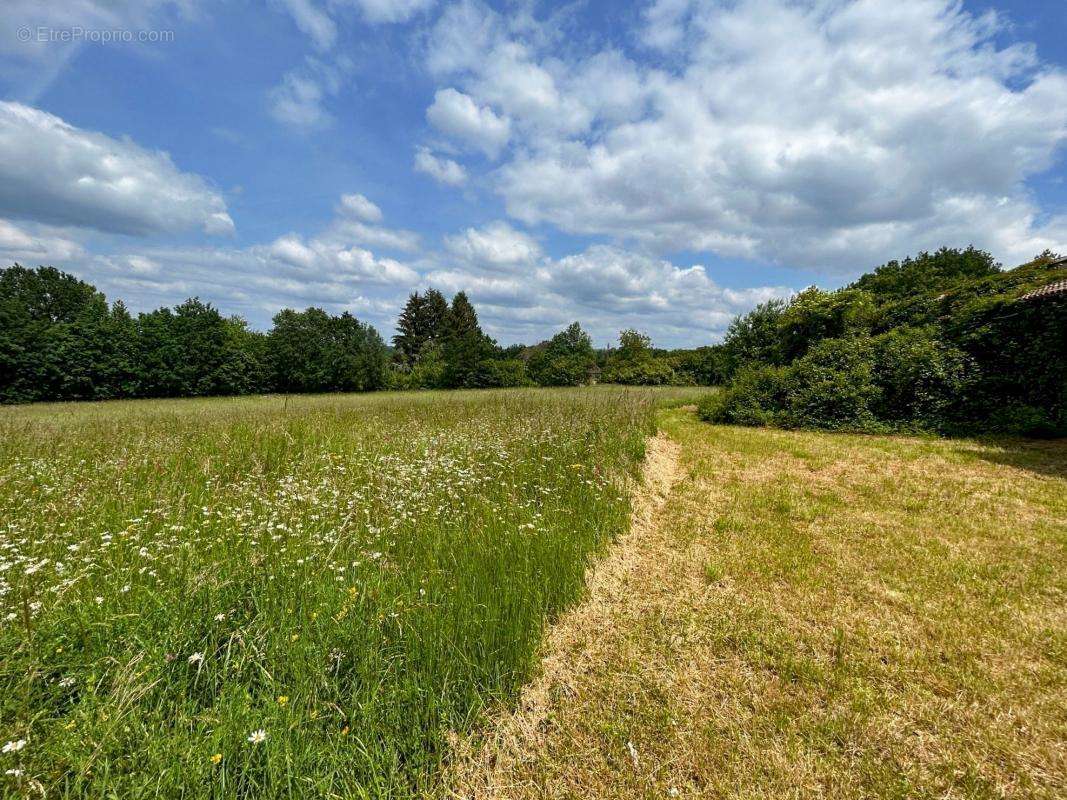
[[188, 652, 204, 665], [2, 739, 26, 754], [247, 729, 267, 744], [214, 612, 227, 622], [210, 753, 222, 765], [94, 596, 104, 605], [276, 695, 289, 707], [4, 768, 23, 777], [626, 740, 638, 768], [340, 725, 349, 736]]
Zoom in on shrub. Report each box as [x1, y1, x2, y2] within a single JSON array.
[[986, 404, 1066, 439], [703, 338, 883, 432], [601, 358, 674, 385], [779, 337, 881, 430], [870, 326, 974, 427], [698, 364, 789, 427], [475, 358, 531, 388]]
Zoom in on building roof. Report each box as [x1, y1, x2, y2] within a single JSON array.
[[1019, 278, 1067, 301]]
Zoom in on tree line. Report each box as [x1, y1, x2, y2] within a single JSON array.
[[699, 248, 1067, 437], [0, 264, 718, 404]]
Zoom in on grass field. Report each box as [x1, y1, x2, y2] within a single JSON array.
[[463, 408, 1067, 799], [0, 388, 701, 798], [3, 390, 1064, 799]]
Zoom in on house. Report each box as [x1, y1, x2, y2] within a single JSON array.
[[1017, 256, 1067, 301], [1019, 279, 1067, 301]]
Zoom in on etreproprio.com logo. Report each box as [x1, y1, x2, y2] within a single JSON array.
[[16, 26, 175, 44]]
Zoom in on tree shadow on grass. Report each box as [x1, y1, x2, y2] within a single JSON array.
[[971, 437, 1067, 480]]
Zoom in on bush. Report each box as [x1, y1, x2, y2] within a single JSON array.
[[779, 337, 881, 430], [601, 358, 674, 385], [530, 353, 594, 386], [702, 338, 881, 432], [986, 404, 1067, 438], [870, 326, 974, 427], [475, 358, 531, 388], [698, 364, 789, 427]]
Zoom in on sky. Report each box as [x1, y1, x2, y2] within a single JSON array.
[[0, 0, 1065, 348]]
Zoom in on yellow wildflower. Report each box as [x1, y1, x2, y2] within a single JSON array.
[[210, 753, 222, 765]]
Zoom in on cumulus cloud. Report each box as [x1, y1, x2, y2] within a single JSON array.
[[426, 221, 791, 346], [0, 101, 233, 237], [0, 219, 85, 264], [425, 0, 1067, 271], [338, 193, 383, 223], [414, 146, 468, 186], [426, 88, 510, 158], [52, 192, 422, 331], [444, 221, 540, 270], [329, 193, 421, 252]]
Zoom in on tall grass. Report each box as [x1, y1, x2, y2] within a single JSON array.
[[0, 388, 661, 798]]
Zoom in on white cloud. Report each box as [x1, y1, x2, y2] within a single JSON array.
[[268, 58, 350, 130], [38, 192, 422, 334], [444, 221, 540, 270], [342, 0, 437, 24], [414, 146, 468, 186], [276, 0, 336, 50], [329, 193, 421, 252], [426, 88, 510, 158], [338, 193, 383, 223], [0, 219, 85, 263], [264, 233, 418, 283], [0, 101, 233, 237], [421, 218, 790, 346], [425, 0, 1067, 271], [328, 219, 422, 253]]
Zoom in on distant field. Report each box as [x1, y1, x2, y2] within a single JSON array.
[[0, 387, 697, 798], [464, 408, 1067, 799]]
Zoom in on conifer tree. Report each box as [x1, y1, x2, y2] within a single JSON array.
[[441, 291, 491, 388], [392, 292, 429, 368]]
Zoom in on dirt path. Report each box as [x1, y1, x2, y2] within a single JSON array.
[[447, 431, 685, 798]]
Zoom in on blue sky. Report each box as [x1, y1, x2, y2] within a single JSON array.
[[1, 0, 1065, 347]]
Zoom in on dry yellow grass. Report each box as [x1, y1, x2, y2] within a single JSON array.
[[448, 409, 1067, 799]]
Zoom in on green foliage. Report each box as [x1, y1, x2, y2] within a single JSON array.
[[666, 345, 728, 386], [392, 289, 449, 370], [698, 365, 789, 427], [527, 322, 596, 386], [268, 308, 386, 394], [776, 287, 876, 362], [720, 298, 788, 376], [602, 329, 676, 385], [440, 292, 494, 389], [475, 358, 531, 388], [707, 248, 1067, 436], [869, 326, 974, 425]]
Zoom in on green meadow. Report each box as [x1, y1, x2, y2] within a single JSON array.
[[0, 388, 695, 798]]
